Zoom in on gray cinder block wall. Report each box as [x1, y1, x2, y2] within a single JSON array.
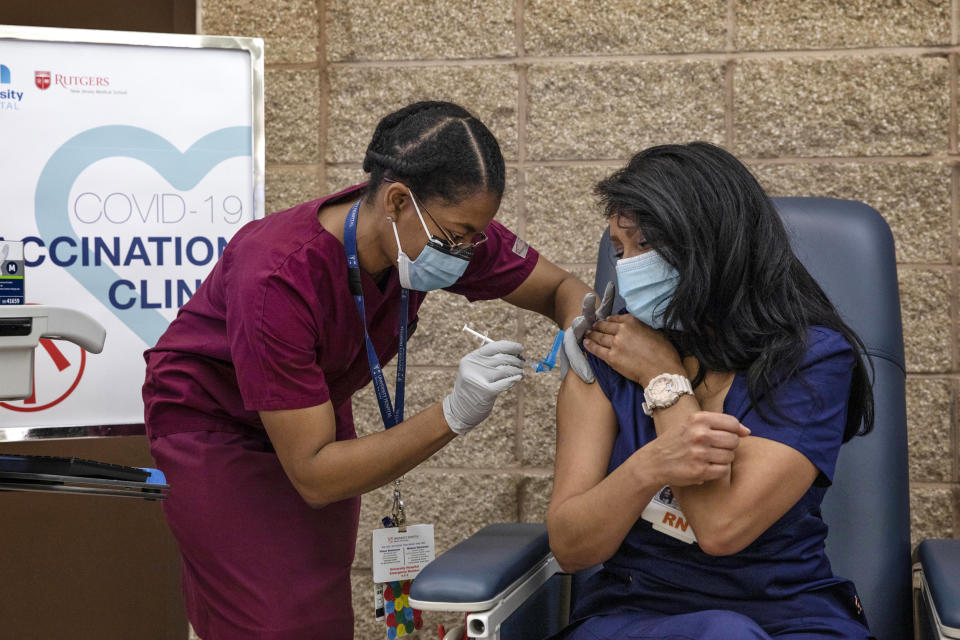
[[200, 1, 960, 637]]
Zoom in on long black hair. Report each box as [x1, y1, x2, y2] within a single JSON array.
[[595, 142, 873, 442], [363, 101, 506, 203]]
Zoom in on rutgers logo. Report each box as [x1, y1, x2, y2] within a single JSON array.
[[35, 71, 50, 90]]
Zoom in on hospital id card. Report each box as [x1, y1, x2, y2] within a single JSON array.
[[0, 241, 25, 305], [640, 486, 698, 544], [372, 524, 435, 583]]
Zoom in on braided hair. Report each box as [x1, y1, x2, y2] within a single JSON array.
[[363, 101, 506, 203]]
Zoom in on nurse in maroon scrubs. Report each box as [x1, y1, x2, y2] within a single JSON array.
[[141, 101, 594, 639]]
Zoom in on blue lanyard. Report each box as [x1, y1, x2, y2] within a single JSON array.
[[344, 200, 409, 429]]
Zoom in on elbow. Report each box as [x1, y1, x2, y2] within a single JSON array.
[[555, 559, 584, 574], [547, 521, 612, 572], [296, 477, 355, 509], [296, 476, 363, 509], [286, 449, 355, 509], [298, 485, 333, 510], [305, 496, 331, 510], [289, 466, 338, 510], [301, 486, 353, 510], [694, 520, 754, 557], [550, 544, 599, 574], [697, 537, 745, 557]]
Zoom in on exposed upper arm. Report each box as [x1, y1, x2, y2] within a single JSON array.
[[689, 434, 820, 555], [732, 434, 819, 513], [694, 333, 853, 553], [260, 402, 336, 501], [550, 370, 619, 509]]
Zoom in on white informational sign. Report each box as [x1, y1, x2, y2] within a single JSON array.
[[0, 27, 264, 428]]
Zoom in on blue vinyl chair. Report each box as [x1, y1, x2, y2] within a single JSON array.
[[410, 198, 960, 640]]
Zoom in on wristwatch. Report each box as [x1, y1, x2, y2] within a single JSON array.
[[642, 373, 694, 416]]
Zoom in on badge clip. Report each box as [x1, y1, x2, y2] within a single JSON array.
[[392, 477, 406, 532]]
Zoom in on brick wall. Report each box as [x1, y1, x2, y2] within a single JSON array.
[[200, 1, 960, 637]]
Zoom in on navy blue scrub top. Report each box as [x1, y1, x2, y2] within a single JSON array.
[[570, 326, 870, 631]]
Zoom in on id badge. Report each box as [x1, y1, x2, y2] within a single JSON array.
[[372, 524, 436, 583], [640, 486, 697, 544]]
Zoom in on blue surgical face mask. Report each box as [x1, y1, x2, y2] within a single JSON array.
[[391, 190, 470, 291], [615, 250, 680, 328]]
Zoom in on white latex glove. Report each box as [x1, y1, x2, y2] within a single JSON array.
[[443, 340, 525, 435], [559, 281, 616, 383]]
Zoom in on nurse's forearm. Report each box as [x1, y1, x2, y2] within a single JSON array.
[[552, 273, 593, 328], [293, 404, 456, 508], [502, 258, 591, 328]]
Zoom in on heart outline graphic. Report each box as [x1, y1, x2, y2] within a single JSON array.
[[34, 125, 252, 347]]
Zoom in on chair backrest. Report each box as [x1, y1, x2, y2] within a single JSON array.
[[593, 197, 912, 637]]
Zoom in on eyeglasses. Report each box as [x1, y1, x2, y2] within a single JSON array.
[[418, 199, 487, 257], [385, 178, 488, 256]]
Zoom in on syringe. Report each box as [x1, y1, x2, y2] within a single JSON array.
[[461, 325, 494, 344], [461, 325, 536, 369]]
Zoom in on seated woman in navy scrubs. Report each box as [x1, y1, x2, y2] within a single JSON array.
[[547, 142, 876, 639]]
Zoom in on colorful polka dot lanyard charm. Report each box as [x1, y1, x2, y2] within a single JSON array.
[[373, 477, 433, 638], [381, 577, 422, 638]]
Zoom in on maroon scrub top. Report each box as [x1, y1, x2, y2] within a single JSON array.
[[143, 183, 538, 437], [141, 183, 539, 639]]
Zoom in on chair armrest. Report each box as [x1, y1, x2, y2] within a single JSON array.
[[409, 523, 553, 611], [915, 539, 960, 639]]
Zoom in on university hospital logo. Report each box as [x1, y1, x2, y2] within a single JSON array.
[[0, 64, 25, 111], [0, 64, 115, 109]]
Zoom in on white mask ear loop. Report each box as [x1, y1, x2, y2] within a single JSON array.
[[407, 189, 433, 237], [389, 218, 404, 255]]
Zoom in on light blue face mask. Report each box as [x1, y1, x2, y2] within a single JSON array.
[[391, 190, 471, 291], [615, 250, 680, 328]]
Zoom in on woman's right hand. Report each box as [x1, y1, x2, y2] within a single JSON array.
[[443, 340, 525, 435], [645, 411, 750, 487]]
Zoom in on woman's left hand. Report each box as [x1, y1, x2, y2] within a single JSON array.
[[584, 314, 684, 386]]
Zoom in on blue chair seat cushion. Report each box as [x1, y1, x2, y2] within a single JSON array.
[[411, 523, 550, 608]]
